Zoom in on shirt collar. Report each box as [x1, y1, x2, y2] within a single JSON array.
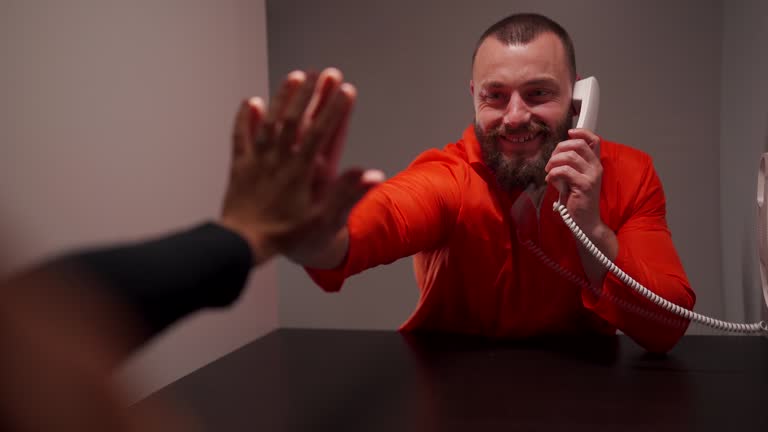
[[460, 124, 486, 167]]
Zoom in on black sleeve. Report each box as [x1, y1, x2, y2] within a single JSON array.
[[41, 222, 254, 340]]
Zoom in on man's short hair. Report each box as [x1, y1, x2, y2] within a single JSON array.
[[472, 13, 577, 83]]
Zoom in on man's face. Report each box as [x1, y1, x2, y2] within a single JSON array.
[[471, 33, 573, 190]]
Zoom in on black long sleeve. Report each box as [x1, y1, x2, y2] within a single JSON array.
[[39, 222, 254, 341]]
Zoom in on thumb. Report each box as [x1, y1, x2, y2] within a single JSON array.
[[324, 168, 385, 229]]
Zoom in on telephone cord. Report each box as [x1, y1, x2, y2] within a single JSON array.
[[553, 201, 768, 334]]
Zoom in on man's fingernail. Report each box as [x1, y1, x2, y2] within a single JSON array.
[[287, 70, 306, 82], [323, 67, 343, 82], [362, 170, 386, 183], [340, 83, 357, 98], [248, 97, 264, 111]]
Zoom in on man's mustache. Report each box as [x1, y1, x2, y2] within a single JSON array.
[[486, 121, 550, 138]]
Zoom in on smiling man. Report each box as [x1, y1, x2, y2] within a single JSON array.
[[289, 13, 695, 353], [472, 31, 572, 192]]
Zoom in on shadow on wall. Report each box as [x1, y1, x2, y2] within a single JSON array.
[[746, 118, 768, 323], [741, 216, 757, 322], [763, 120, 768, 323]]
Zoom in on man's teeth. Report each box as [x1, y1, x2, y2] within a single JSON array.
[[506, 133, 536, 143]]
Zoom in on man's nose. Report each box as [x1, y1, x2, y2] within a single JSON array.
[[503, 94, 531, 129]]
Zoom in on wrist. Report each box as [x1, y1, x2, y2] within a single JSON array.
[[287, 227, 349, 269], [216, 218, 275, 265], [582, 221, 617, 261]]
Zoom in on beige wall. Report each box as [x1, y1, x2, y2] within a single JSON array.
[[269, 0, 729, 333], [0, 0, 275, 401]]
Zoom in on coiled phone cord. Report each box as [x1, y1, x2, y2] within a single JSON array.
[[553, 201, 768, 334], [518, 237, 689, 330]]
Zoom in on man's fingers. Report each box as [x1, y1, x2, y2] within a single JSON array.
[[256, 71, 305, 153], [307, 78, 356, 199], [360, 169, 386, 186], [246, 97, 265, 156], [231, 97, 265, 160], [320, 82, 355, 177], [545, 165, 589, 193], [568, 128, 601, 156], [545, 147, 590, 175], [300, 83, 356, 164], [306, 68, 343, 122], [276, 72, 319, 154], [551, 139, 597, 163], [324, 168, 385, 229], [232, 99, 253, 158], [568, 128, 599, 143]]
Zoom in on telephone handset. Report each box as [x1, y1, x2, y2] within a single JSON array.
[[553, 76, 768, 334], [550, 76, 601, 196], [572, 76, 600, 131]]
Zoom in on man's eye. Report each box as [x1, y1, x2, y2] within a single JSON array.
[[529, 89, 552, 98], [484, 92, 504, 101]]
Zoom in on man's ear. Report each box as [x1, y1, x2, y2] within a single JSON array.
[[469, 80, 475, 98]]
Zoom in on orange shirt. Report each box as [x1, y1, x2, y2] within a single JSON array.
[[307, 125, 695, 353]]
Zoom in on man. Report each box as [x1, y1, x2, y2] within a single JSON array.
[[0, 68, 384, 430], [288, 13, 695, 353]]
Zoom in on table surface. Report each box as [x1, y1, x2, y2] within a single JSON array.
[[137, 329, 768, 431]]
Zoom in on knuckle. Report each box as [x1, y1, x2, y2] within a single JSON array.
[[263, 111, 279, 126], [305, 123, 322, 141], [302, 128, 322, 154], [286, 108, 305, 126], [281, 116, 300, 132], [262, 120, 277, 135]]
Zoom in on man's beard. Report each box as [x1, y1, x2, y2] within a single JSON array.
[[475, 114, 570, 192]]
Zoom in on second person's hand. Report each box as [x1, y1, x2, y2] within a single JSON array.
[[219, 68, 384, 264]]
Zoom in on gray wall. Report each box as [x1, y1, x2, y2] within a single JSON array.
[[269, 0, 727, 333], [720, 0, 768, 324], [0, 0, 276, 401]]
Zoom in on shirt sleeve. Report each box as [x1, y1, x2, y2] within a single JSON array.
[[581, 162, 696, 353], [25, 222, 254, 341], [305, 149, 465, 291]]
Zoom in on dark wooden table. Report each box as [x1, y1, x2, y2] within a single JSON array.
[[138, 329, 768, 431]]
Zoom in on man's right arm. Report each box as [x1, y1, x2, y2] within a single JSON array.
[[293, 227, 350, 269], [292, 150, 467, 290]]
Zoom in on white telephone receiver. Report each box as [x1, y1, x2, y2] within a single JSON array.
[[554, 76, 768, 334], [572, 76, 600, 131]]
